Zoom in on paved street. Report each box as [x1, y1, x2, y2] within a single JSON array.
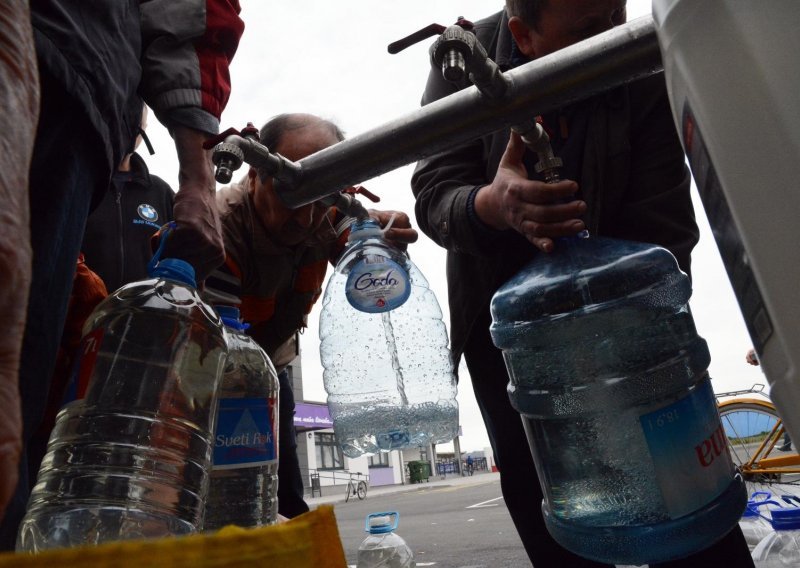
[[307, 469, 797, 567], [309, 472, 533, 567]]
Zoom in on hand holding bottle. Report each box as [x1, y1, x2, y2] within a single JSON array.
[[474, 132, 586, 252], [365, 210, 418, 251]]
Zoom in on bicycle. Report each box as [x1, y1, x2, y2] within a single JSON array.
[[717, 383, 800, 496], [344, 472, 368, 502]]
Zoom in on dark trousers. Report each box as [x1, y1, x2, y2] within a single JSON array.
[[277, 369, 310, 518], [464, 318, 754, 568], [0, 75, 105, 550]]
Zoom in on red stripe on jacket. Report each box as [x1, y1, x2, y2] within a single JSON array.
[[196, 0, 244, 118]]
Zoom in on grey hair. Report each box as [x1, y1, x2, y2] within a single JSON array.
[[257, 113, 345, 181]]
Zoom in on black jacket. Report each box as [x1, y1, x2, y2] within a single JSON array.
[[82, 153, 174, 292], [31, 0, 244, 176], [411, 10, 698, 365]]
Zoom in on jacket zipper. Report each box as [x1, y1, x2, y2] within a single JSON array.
[[115, 186, 125, 288]]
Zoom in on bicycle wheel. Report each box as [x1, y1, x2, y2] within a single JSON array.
[[718, 399, 798, 495], [356, 480, 367, 500], [345, 482, 352, 503]]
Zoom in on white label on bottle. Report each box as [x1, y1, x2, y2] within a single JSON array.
[[345, 255, 410, 313], [213, 397, 277, 470], [640, 380, 734, 519]]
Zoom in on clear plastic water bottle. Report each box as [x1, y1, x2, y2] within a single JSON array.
[[357, 512, 415, 568], [204, 305, 280, 531], [752, 507, 800, 566], [17, 254, 227, 552], [489, 235, 747, 565], [319, 218, 458, 457], [740, 493, 780, 552]]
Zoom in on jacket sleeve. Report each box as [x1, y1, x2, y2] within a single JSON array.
[[410, 63, 509, 258], [411, 13, 513, 259], [605, 74, 699, 277], [139, 0, 244, 135]]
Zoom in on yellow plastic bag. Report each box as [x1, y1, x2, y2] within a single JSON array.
[[0, 506, 346, 567]]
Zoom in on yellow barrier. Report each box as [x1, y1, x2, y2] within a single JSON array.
[[0, 506, 346, 567]]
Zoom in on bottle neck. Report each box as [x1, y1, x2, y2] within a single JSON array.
[[347, 219, 383, 243]]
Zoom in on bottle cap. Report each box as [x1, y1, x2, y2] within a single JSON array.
[[150, 258, 197, 288], [365, 511, 399, 534], [214, 305, 249, 331]]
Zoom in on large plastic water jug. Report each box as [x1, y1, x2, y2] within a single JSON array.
[[489, 234, 747, 565], [357, 511, 415, 568], [16, 254, 227, 552], [204, 305, 280, 530], [319, 218, 458, 457]]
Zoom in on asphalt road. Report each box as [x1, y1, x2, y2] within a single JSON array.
[[328, 475, 532, 568]]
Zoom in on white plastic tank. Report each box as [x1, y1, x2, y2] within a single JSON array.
[[652, 0, 800, 442]]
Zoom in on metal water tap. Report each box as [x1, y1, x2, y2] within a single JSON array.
[[204, 123, 377, 218], [204, 122, 300, 186], [321, 193, 368, 220], [512, 117, 563, 183], [388, 17, 509, 101]]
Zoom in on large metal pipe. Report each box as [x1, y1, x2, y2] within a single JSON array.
[[275, 15, 662, 208]]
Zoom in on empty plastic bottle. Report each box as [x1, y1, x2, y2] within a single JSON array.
[[490, 234, 747, 565], [319, 218, 458, 457], [740, 493, 780, 552], [752, 507, 800, 566], [357, 511, 415, 568], [204, 305, 280, 531], [17, 249, 227, 552]]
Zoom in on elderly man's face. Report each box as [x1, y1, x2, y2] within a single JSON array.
[[250, 122, 340, 246], [512, 0, 627, 60]]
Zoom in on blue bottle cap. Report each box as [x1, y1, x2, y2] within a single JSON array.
[[365, 511, 399, 534], [214, 305, 249, 331], [149, 258, 197, 288]]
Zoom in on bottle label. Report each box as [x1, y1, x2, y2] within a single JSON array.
[[345, 254, 410, 313], [640, 380, 735, 519], [213, 397, 277, 470], [62, 328, 104, 403]]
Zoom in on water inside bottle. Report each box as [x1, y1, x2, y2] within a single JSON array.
[[320, 232, 458, 458], [17, 276, 226, 551]]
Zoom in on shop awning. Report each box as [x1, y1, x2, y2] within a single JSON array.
[[294, 402, 333, 431]]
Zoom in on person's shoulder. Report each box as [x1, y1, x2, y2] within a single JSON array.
[[626, 72, 669, 105], [473, 10, 503, 30], [472, 10, 504, 41], [216, 182, 249, 215], [148, 173, 173, 196]]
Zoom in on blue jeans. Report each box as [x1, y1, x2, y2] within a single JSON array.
[[0, 74, 106, 550]]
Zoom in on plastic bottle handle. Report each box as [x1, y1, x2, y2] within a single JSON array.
[[381, 213, 397, 234], [147, 221, 178, 275], [365, 511, 400, 533]]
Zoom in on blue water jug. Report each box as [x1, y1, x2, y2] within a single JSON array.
[[17, 240, 227, 552], [489, 234, 747, 565]]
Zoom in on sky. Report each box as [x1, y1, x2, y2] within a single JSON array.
[[143, 1, 765, 453]]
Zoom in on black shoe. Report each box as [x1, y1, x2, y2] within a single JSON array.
[[777, 443, 792, 452]]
